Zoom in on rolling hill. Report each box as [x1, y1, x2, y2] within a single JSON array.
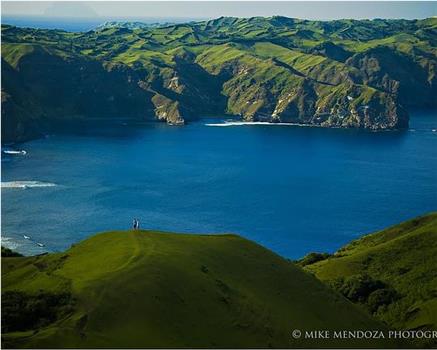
[[2, 16, 437, 143], [2, 230, 399, 348], [302, 212, 437, 347]]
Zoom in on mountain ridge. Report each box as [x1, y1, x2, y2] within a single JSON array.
[[2, 16, 436, 143]]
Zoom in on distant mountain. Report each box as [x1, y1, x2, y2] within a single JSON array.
[[302, 212, 437, 348], [2, 230, 397, 348], [95, 21, 176, 31], [2, 16, 437, 143]]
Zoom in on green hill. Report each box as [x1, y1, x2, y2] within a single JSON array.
[[2, 231, 398, 348], [302, 212, 437, 347], [2, 16, 437, 142]]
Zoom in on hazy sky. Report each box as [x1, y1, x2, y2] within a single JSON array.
[[2, 1, 436, 20]]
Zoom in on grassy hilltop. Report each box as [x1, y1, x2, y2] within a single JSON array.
[[2, 230, 396, 348], [2, 16, 437, 142], [302, 212, 437, 347]]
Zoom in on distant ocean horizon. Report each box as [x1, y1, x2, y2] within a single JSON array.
[[1, 15, 205, 32]]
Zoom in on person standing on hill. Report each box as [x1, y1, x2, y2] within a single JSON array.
[[133, 218, 138, 230], [136, 219, 140, 230]]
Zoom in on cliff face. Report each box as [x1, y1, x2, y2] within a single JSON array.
[[1, 49, 155, 143], [2, 17, 436, 142]]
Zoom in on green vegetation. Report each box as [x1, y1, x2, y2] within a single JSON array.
[[1, 291, 74, 333], [2, 230, 398, 348], [297, 252, 331, 267], [3, 214, 435, 348], [2, 16, 436, 142], [304, 212, 437, 347]]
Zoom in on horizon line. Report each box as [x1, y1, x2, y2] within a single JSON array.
[[2, 13, 435, 20]]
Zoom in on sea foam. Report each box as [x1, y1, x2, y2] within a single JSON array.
[[205, 121, 307, 127], [1, 181, 57, 189], [2, 150, 27, 155], [0, 236, 20, 250]]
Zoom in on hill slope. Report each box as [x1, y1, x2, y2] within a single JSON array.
[[303, 212, 437, 346], [2, 231, 396, 348], [2, 16, 437, 142]]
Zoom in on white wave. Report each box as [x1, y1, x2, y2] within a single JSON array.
[[1, 181, 57, 189], [0, 236, 20, 250], [3, 150, 27, 155], [205, 121, 308, 127]]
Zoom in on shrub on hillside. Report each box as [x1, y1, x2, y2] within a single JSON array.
[[367, 288, 398, 313], [336, 274, 385, 302], [330, 274, 398, 313], [1, 291, 74, 333], [297, 252, 331, 267]]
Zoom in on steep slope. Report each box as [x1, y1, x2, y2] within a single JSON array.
[[303, 212, 437, 347], [2, 231, 397, 348], [1, 44, 156, 143], [2, 16, 437, 142]]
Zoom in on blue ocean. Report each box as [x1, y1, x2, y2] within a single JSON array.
[[2, 111, 437, 258], [1, 16, 203, 32]]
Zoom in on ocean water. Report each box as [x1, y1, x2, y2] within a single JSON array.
[[2, 111, 437, 258], [1, 16, 204, 32]]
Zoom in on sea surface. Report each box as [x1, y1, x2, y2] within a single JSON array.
[[1, 16, 204, 32], [2, 111, 437, 258]]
